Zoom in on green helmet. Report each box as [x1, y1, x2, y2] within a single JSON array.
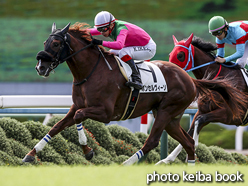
[[208, 16, 228, 33]]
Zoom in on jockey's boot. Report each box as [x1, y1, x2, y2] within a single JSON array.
[[125, 59, 143, 90]]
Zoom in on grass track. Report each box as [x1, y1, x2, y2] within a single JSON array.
[[0, 164, 247, 186]]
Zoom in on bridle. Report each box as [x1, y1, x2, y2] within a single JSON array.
[[37, 25, 114, 85], [174, 44, 238, 79], [174, 44, 219, 73], [45, 32, 94, 72], [38, 31, 103, 85], [174, 44, 195, 71]]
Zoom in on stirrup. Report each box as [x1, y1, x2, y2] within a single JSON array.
[[125, 81, 143, 90]]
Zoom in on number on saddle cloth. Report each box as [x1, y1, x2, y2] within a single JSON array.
[[114, 57, 168, 93]]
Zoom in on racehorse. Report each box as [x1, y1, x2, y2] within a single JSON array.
[[156, 33, 248, 164], [22, 23, 247, 165]]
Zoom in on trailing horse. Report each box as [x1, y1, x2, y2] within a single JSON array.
[[157, 33, 248, 164], [22, 23, 247, 165]]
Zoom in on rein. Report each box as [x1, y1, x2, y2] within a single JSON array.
[[186, 61, 216, 72], [47, 32, 106, 86], [62, 42, 94, 62], [73, 53, 101, 86]]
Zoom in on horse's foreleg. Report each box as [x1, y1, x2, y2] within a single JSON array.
[[76, 123, 94, 160], [22, 105, 93, 163], [73, 106, 112, 123], [22, 111, 75, 163]]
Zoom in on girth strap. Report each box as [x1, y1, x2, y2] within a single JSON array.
[[120, 88, 140, 120]]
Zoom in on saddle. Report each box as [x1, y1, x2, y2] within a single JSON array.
[[114, 56, 168, 120], [115, 56, 168, 93]]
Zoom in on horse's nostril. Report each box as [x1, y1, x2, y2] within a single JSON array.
[[39, 66, 46, 71]]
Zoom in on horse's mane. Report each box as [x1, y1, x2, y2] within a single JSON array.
[[190, 36, 217, 59], [190, 36, 241, 69], [68, 22, 107, 52]]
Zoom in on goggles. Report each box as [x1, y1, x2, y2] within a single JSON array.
[[97, 26, 110, 33], [211, 29, 224, 36]]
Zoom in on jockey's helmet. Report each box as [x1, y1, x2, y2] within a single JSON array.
[[94, 11, 115, 28], [208, 16, 228, 34]]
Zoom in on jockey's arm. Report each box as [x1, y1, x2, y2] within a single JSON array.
[[102, 29, 128, 50], [225, 43, 245, 62], [88, 28, 102, 36]]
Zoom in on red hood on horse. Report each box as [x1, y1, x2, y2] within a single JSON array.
[[159, 33, 248, 165]]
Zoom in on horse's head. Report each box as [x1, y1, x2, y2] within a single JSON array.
[[169, 33, 195, 71], [35, 22, 71, 77]]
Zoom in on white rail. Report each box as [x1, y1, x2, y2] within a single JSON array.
[[0, 95, 72, 108]]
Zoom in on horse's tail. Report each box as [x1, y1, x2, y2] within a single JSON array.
[[192, 77, 248, 120]]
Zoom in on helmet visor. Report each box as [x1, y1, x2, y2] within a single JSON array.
[[97, 26, 110, 33], [211, 29, 224, 36]]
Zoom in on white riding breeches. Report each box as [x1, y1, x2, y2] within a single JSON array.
[[109, 38, 156, 60], [237, 42, 248, 68]]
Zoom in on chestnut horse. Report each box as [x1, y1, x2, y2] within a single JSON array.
[[157, 33, 248, 164], [22, 23, 247, 165]]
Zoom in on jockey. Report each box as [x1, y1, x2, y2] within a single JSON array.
[[88, 11, 156, 90], [208, 16, 248, 68]]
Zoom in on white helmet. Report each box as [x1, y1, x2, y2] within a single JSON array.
[[94, 11, 115, 28]]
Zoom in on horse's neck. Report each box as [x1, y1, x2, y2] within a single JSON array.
[[193, 47, 216, 79], [67, 35, 119, 85], [67, 35, 99, 81]]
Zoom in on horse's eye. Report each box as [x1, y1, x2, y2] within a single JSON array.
[[53, 43, 59, 47], [177, 52, 185, 62]]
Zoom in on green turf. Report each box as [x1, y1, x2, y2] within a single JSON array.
[[0, 164, 247, 186]]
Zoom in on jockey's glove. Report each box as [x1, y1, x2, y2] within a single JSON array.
[[92, 38, 103, 45]]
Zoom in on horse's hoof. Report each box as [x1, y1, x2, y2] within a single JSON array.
[[22, 155, 35, 163], [85, 149, 94, 160], [155, 160, 170, 165]]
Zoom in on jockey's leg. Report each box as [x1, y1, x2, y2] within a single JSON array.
[[238, 42, 248, 68], [119, 40, 156, 90], [121, 54, 143, 90]]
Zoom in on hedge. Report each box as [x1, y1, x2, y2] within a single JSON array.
[[82, 119, 116, 156], [0, 117, 32, 146], [0, 117, 247, 166], [0, 126, 13, 156], [208, 146, 237, 164], [107, 124, 143, 149]]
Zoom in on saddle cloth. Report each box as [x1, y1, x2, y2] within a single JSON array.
[[115, 56, 168, 93], [240, 68, 248, 126], [241, 68, 248, 87]]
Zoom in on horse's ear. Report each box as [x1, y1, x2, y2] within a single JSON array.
[[52, 22, 56, 33], [185, 33, 194, 47], [172, 35, 178, 46], [61, 22, 71, 35]]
